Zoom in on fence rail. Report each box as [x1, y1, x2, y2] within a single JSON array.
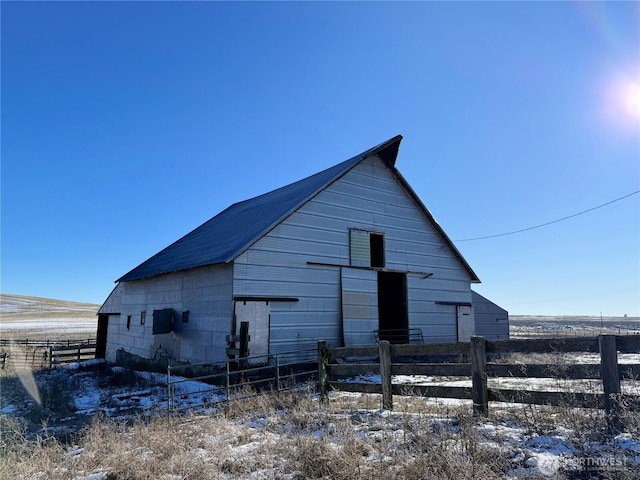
[[0, 339, 97, 369], [318, 335, 640, 431], [374, 328, 424, 344]]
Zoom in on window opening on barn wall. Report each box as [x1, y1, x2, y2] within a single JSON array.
[[370, 233, 385, 267], [152, 309, 174, 334], [350, 229, 385, 268], [182, 311, 189, 323], [140, 311, 146, 325], [126, 315, 131, 330]]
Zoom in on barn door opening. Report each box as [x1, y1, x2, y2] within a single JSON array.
[[377, 271, 408, 343], [96, 314, 109, 359], [234, 301, 270, 362]]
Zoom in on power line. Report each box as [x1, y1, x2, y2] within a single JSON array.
[[455, 190, 640, 242]]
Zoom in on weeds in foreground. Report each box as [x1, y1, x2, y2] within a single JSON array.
[[2, 367, 640, 479], [1, 386, 512, 480]]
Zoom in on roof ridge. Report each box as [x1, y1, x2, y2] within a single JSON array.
[[230, 134, 403, 208]]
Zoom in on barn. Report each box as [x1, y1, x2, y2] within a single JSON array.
[[96, 135, 508, 365]]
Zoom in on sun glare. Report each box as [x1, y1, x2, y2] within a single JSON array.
[[604, 73, 640, 131], [622, 81, 640, 118]]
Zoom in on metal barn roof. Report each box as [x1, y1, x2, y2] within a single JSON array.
[[116, 135, 479, 283], [117, 136, 401, 282]]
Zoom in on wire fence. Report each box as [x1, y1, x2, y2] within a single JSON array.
[[510, 326, 640, 339], [167, 348, 318, 414], [509, 318, 640, 339]]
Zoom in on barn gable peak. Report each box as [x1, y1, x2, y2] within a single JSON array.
[[117, 135, 404, 282]]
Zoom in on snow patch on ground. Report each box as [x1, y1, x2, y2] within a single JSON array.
[[1, 403, 18, 414]]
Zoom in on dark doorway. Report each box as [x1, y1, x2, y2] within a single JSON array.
[[377, 271, 408, 343], [96, 314, 109, 359], [370, 233, 385, 267]]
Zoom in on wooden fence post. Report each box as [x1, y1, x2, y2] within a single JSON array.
[[379, 340, 393, 410], [599, 335, 622, 432], [471, 336, 488, 416], [317, 340, 328, 405]]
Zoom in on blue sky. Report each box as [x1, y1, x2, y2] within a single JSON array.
[[2, 2, 638, 316]]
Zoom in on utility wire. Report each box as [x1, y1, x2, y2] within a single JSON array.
[[455, 190, 640, 242]]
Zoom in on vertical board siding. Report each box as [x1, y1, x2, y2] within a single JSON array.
[[234, 156, 472, 350], [104, 264, 233, 363]]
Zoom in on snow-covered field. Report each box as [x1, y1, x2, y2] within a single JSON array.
[[1, 293, 98, 340], [510, 315, 640, 338], [2, 318, 98, 333]]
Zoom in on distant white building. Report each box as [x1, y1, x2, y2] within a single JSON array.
[[96, 135, 507, 364]]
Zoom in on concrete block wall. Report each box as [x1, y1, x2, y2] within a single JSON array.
[[102, 263, 233, 363]]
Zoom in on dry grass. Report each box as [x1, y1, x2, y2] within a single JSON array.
[[2, 344, 639, 479], [0, 385, 515, 480], [5, 382, 638, 480]]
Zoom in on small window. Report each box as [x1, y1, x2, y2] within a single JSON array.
[[140, 311, 146, 325], [182, 311, 189, 323], [126, 315, 131, 330], [350, 229, 385, 268]]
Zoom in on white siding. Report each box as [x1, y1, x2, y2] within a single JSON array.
[[99, 285, 123, 314], [234, 300, 270, 359], [234, 155, 472, 350], [102, 264, 233, 363], [407, 275, 458, 342], [104, 313, 121, 362]]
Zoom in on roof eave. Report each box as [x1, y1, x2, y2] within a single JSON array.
[[389, 168, 480, 284]]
